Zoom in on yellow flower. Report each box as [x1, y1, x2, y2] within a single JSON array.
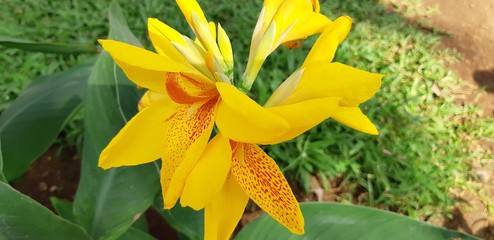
[[242, 0, 331, 89], [98, 0, 382, 239], [98, 0, 236, 210], [180, 16, 382, 239]]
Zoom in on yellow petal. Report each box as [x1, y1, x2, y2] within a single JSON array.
[[263, 0, 284, 26], [204, 173, 249, 240], [242, 22, 277, 88], [148, 18, 188, 62], [332, 107, 378, 135], [267, 97, 340, 143], [311, 0, 320, 12], [180, 134, 232, 210], [99, 39, 193, 93], [165, 72, 217, 104], [272, 0, 330, 46], [161, 97, 219, 209], [232, 143, 304, 234], [303, 16, 352, 66], [215, 82, 290, 144], [173, 36, 216, 81], [176, 0, 207, 30], [99, 97, 178, 169], [282, 12, 330, 45], [285, 62, 383, 106], [138, 90, 170, 111], [191, 12, 223, 62], [217, 23, 234, 69], [264, 68, 304, 107]]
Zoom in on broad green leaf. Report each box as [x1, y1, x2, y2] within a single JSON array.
[[73, 2, 159, 240], [154, 196, 204, 240], [118, 227, 156, 240], [236, 202, 479, 240], [0, 63, 92, 180], [50, 197, 77, 223], [0, 139, 6, 182], [0, 35, 97, 54], [0, 182, 90, 239], [131, 214, 150, 233]]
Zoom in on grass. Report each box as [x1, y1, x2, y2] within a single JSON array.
[[1, 0, 493, 221]]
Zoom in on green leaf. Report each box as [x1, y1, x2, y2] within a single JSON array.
[[0, 35, 97, 54], [236, 202, 479, 240], [0, 182, 90, 239], [73, 2, 159, 240], [50, 197, 77, 223], [131, 214, 150, 233], [153, 196, 204, 240], [0, 63, 92, 180], [118, 227, 156, 240], [0, 139, 6, 183]]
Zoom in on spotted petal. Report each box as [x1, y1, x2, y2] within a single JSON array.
[[165, 72, 217, 104], [232, 143, 304, 234], [161, 97, 219, 209]]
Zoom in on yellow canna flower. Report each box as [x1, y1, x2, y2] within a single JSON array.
[[98, 0, 382, 239], [180, 16, 382, 239], [98, 0, 236, 210], [242, 0, 331, 90]]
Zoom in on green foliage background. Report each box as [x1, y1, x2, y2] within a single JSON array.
[[1, 0, 492, 221]]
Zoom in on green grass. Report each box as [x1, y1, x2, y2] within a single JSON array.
[[1, 0, 492, 220]]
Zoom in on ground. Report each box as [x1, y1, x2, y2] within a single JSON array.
[[10, 0, 494, 239], [386, 0, 494, 238]]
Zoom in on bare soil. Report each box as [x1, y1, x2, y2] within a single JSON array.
[[423, 0, 494, 117], [419, 0, 494, 239]]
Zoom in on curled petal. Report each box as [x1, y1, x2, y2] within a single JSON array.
[[217, 23, 234, 69], [165, 72, 217, 104], [148, 18, 189, 62], [204, 173, 249, 240], [332, 107, 378, 135], [99, 40, 196, 93], [270, 0, 330, 47], [138, 90, 170, 111], [303, 16, 352, 66], [181, 134, 232, 210], [267, 97, 340, 143], [176, 0, 208, 30], [215, 82, 290, 144], [161, 97, 219, 209], [232, 143, 304, 234], [285, 62, 383, 106], [99, 97, 178, 169]]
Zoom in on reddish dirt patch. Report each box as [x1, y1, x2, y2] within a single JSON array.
[[423, 0, 494, 117], [11, 146, 81, 210], [418, 0, 494, 239]]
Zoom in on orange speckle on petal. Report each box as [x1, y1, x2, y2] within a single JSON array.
[[165, 72, 217, 104], [231, 143, 304, 234], [160, 96, 219, 209]]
